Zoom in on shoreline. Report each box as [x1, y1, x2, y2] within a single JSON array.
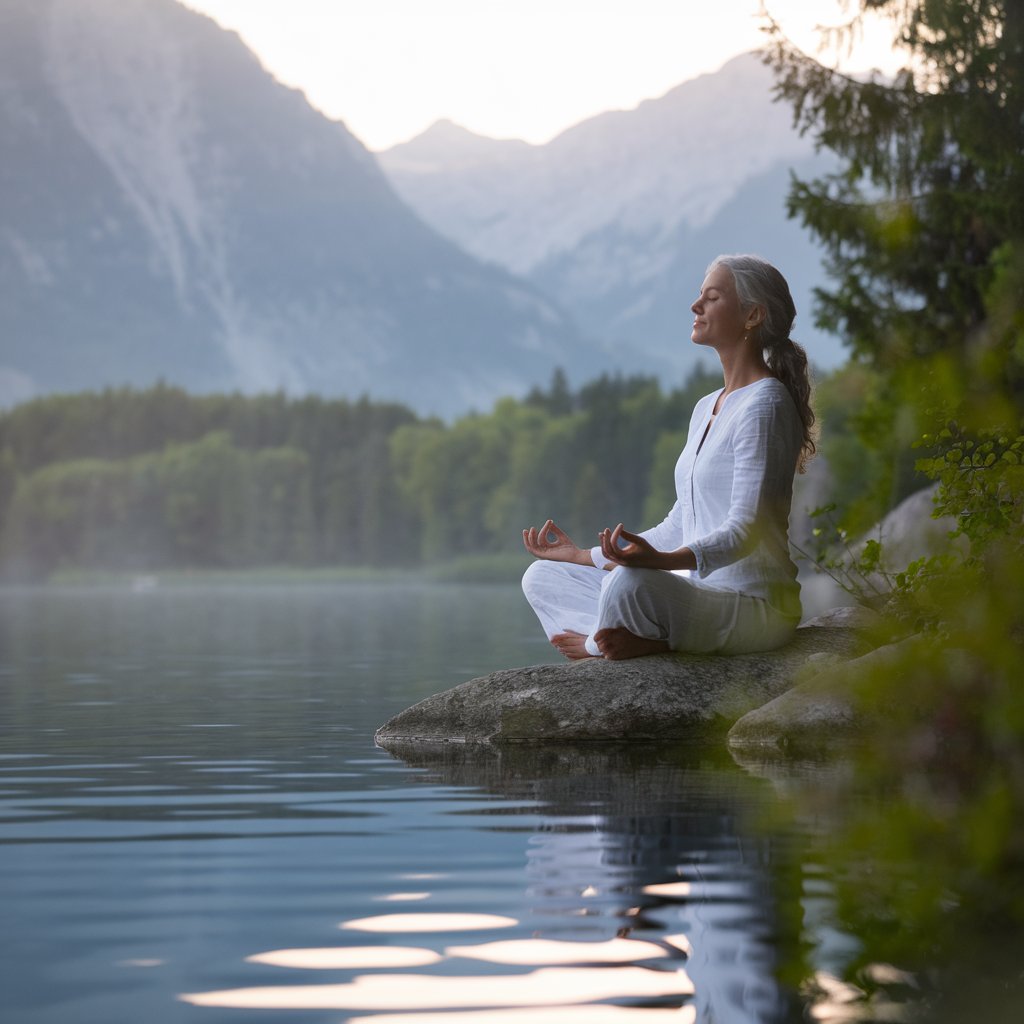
[[3, 553, 533, 589]]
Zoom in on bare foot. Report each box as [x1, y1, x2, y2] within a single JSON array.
[[594, 626, 669, 660], [550, 631, 597, 660]]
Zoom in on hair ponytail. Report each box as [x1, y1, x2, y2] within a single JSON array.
[[767, 336, 815, 472], [708, 254, 817, 472]]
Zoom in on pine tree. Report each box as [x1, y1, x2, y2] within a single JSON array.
[[764, 0, 1024, 528], [764, 0, 1023, 370]]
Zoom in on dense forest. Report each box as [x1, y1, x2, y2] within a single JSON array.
[[0, 363, 885, 580], [0, 384, 419, 577], [0, 366, 724, 577]]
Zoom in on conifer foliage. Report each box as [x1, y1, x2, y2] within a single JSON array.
[[762, 8, 1024, 1004], [764, 0, 1024, 549], [765, 0, 1023, 368]]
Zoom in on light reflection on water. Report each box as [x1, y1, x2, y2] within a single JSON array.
[[0, 582, 885, 1023]]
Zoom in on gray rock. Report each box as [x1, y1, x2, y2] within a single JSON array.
[[800, 604, 883, 630], [726, 636, 923, 752], [860, 484, 962, 571], [795, 484, 966, 618], [375, 621, 874, 750]]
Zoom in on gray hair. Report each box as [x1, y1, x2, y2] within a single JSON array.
[[706, 253, 796, 346], [707, 253, 816, 470]]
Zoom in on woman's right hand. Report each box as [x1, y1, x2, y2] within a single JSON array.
[[522, 519, 589, 564]]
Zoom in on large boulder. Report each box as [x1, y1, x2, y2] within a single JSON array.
[[375, 611, 879, 750], [726, 635, 924, 752], [860, 483, 961, 570]]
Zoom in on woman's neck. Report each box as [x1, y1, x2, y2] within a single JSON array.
[[718, 349, 771, 396]]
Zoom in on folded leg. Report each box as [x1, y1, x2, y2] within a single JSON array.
[[521, 560, 605, 641], [594, 567, 796, 655]]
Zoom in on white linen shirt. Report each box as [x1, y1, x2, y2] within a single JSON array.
[[591, 377, 803, 619]]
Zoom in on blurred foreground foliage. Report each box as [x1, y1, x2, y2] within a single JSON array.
[[761, 0, 1024, 1016]]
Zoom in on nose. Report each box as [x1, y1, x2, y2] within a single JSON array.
[[690, 297, 701, 315]]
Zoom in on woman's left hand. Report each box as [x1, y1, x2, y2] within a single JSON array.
[[598, 524, 668, 569]]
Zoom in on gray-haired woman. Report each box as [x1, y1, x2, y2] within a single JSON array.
[[522, 254, 816, 660]]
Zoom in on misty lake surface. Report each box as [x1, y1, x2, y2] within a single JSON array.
[[1, 581, 899, 1024]]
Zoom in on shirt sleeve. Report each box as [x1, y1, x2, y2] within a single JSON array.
[[689, 394, 795, 578]]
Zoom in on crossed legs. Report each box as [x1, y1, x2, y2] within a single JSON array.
[[547, 627, 668, 661], [521, 561, 675, 661], [521, 560, 792, 660]]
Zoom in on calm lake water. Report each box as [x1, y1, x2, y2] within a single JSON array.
[[0, 582, 931, 1023]]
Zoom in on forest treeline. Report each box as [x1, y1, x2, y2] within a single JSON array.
[[10, 364, 867, 579]]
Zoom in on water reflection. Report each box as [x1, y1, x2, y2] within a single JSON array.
[[181, 964, 694, 1010], [248, 947, 444, 969], [173, 741, 804, 1021], [728, 751, 927, 1024], [375, 743, 803, 1024], [804, 970, 914, 1023], [447, 936, 690, 964], [342, 912, 519, 932], [3, 584, 815, 1023], [345, 1010, 696, 1024]]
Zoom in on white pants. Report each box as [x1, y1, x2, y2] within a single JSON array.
[[521, 561, 797, 656]]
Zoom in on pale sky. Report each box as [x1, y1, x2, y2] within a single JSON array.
[[180, 0, 901, 151]]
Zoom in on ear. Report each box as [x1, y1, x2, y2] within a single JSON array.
[[745, 306, 766, 330]]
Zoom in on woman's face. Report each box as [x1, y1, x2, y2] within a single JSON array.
[[690, 264, 748, 349]]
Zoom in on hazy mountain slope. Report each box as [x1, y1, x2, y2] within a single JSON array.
[[0, 0, 592, 415], [534, 155, 836, 364], [380, 54, 843, 371]]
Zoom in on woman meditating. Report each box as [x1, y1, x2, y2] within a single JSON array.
[[521, 254, 815, 661]]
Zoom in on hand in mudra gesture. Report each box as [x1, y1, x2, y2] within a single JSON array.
[[598, 523, 666, 569], [522, 519, 588, 564]]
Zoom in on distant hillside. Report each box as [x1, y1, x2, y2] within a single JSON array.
[[380, 53, 842, 370], [0, 0, 594, 415]]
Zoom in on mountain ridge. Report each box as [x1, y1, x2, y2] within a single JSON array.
[[0, 0, 595, 415], [379, 52, 842, 370], [2, 4, 844, 415]]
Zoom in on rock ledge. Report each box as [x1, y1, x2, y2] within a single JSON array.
[[375, 612, 876, 750]]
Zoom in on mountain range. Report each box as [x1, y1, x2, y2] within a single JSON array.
[[0, 0, 842, 417], [0, 0, 591, 416], [379, 52, 840, 371]]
